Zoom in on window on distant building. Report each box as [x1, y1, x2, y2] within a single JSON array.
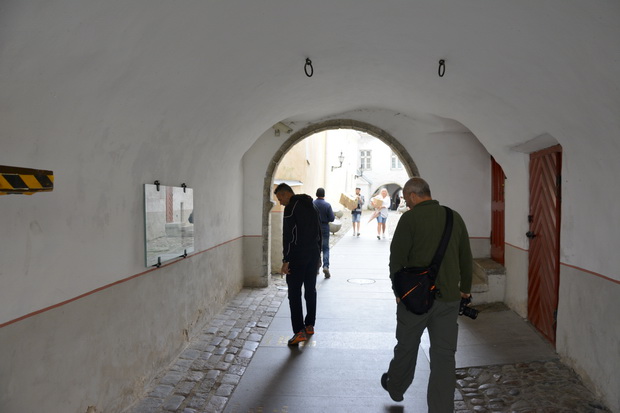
[[391, 152, 403, 169], [360, 150, 371, 170]]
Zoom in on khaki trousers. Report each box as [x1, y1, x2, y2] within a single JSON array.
[[387, 299, 460, 413]]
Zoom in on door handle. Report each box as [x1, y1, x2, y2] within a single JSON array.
[[526, 231, 536, 239]]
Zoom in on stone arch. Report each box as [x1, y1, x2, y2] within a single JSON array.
[[261, 119, 420, 277], [371, 182, 404, 210]]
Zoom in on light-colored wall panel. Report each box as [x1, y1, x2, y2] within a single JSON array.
[[0, 240, 243, 413], [557, 265, 620, 413], [504, 244, 529, 318]]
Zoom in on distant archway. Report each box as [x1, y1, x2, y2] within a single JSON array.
[[261, 119, 419, 277], [372, 183, 403, 210]]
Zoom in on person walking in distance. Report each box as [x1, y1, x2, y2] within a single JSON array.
[[352, 187, 365, 237], [313, 188, 335, 278], [274, 183, 322, 346], [381, 177, 473, 412], [377, 188, 391, 239]]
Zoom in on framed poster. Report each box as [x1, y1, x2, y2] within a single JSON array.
[[144, 183, 194, 267]]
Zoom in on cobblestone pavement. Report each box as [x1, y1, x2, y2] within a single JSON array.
[[128, 277, 610, 413], [127, 210, 611, 412], [128, 281, 288, 413], [127, 207, 362, 413], [455, 361, 610, 413]]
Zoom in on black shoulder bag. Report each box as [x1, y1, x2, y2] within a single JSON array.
[[393, 207, 453, 315]]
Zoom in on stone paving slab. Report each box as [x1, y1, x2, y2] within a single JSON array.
[[126, 211, 611, 413], [127, 276, 610, 413], [127, 284, 287, 413], [455, 361, 611, 413]]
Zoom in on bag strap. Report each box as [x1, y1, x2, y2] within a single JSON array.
[[428, 206, 453, 279]]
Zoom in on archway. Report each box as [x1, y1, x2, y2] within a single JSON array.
[[261, 119, 420, 279], [370, 182, 404, 210]]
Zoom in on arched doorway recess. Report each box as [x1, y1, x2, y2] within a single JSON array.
[[261, 119, 420, 279], [370, 183, 404, 210]]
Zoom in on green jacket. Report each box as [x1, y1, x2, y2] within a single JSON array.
[[389, 200, 473, 302]]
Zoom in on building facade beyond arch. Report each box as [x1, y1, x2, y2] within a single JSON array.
[[261, 119, 420, 277]]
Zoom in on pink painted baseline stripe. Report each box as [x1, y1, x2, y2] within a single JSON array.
[[505, 243, 619, 284], [0, 235, 261, 329], [3, 237, 616, 328]]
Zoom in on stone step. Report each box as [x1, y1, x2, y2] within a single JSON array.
[[471, 257, 506, 304]]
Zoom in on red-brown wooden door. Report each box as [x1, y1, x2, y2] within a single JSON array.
[[528, 145, 562, 344], [491, 157, 506, 265], [166, 185, 174, 223]]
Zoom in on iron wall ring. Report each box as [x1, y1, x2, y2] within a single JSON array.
[[305, 58, 314, 77]]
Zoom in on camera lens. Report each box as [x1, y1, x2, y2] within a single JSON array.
[[459, 297, 479, 319], [462, 306, 478, 319]]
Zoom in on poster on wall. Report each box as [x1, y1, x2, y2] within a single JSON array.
[[144, 183, 194, 267]]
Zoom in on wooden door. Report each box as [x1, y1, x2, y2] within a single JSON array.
[[491, 157, 506, 265], [528, 145, 562, 344], [166, 185, 174, 223]]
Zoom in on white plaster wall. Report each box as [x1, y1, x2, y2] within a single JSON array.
[[0, 122, 245, 324], [0, 241, 244, 413], [557, 266, 620, 412], [504, 245, 530, 318], [243, 110, 492, 245], [0, 6, 250, 324], [243, 137, 284, 237], [3, 0, 617, 290], [0, 3, 250, 410], [469, 239, 491, 260], [2, 0, 620, 411], [242, 235, 266, 287], [270, 211, 284, 274]]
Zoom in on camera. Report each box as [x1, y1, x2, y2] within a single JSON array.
[[459, 296, 479, 320]]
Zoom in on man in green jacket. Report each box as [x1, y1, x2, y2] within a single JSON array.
[[381, 177, 473, 412]]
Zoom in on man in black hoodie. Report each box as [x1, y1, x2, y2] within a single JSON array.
[[274, 183, 322, 345]]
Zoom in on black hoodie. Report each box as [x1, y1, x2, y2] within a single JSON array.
[[282, 194, 322, 263]]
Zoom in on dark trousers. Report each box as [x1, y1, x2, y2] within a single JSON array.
[[286, 251, 319, 334], [320, 225, 330, 268]]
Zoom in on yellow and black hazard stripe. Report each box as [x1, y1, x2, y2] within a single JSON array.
[[0, 165, 54, 195]]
